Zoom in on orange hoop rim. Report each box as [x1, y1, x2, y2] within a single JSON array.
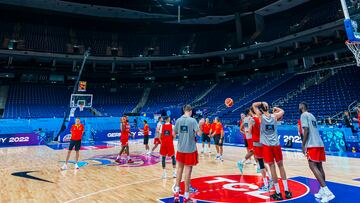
[[345, 40, 360, 44]]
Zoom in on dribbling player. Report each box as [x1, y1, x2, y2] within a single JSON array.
[[299, 102, 335, 202], [115, 116, 134, 164], [253, 102, 292, 200], [173, 105, 201, 203], [151, 117, 163, 155], [61, 118, 84, 170], [159, 116, 176, 179]]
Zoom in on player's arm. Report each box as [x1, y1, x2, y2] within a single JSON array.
[[240, 122, 245, 134], [300, 114, 309, 155], [159, 125, 163, 140], [172, 125, 176, 139], [174, 121, 179, 138], [252, 102, 262, 116], [273, 107, 285, 121], [194, 120, 202, 136]]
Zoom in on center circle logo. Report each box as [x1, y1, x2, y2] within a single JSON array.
[[179, 175, 309, 203]]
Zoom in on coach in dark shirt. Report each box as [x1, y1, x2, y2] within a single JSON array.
[[344, 111, 356, 133]]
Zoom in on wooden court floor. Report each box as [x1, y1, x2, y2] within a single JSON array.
[[0, 139, 359, 203]]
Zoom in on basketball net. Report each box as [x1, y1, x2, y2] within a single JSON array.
[[346, 40, 360, 66], [79, 104, 84, 112]]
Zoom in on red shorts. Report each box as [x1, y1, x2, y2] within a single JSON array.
[[246, 139, 254, 151], [253, 145, 263, 158], [263, 145, 283, 164], [121, 139, 129, 146], [160, 143, 175, 157], [154, 138, 161, 145], [307, 147, 326, 162], [176, 151, 198, 166]]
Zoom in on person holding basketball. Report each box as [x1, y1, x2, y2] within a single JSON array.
[[211, 117, 224, 161], [115, 116, 134, 164], [159, 116, 176, 179], [173, 105, 201, 203], [253, 102, 292, 200], [299, 102, 335, 203], [61, 118, 84, 170], [150, 117, 163, 155]]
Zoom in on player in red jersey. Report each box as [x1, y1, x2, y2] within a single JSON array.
[[139, 120, 150, 154], [150, 117, 163, 155], [210, 117, 224, 161], [300, 102, 335, 203], [61, 118, 84, 170], [115, 116, 134, 164], [200, 118, 211, 154], [159, 116, 176, 179]]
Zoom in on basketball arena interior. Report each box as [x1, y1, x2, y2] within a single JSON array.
[[0, 0, 360, 202]]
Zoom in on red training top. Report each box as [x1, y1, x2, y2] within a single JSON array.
[[161, 123, 174, 145], [202, 123, 211, 134], [70, 124, 84, 141], [121, 122, 130, 140], [214, 122, 223, 135], [143, 124, 150, 136], [251, 116, 261, 142]]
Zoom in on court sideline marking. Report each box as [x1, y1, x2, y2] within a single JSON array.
[[63, 177, 162, 203]]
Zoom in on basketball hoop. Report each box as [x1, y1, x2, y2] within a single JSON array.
[[346, 40, 360, 66], [78, 104, 84, 112]]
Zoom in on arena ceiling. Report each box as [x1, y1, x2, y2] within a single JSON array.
[[61, 0, 278, 16], [0, 0, 310, 23]]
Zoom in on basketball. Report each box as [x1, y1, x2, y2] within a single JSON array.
[[225, 98, 234, 107]]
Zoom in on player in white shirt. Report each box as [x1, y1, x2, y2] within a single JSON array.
[[299, 102, 335, 203]]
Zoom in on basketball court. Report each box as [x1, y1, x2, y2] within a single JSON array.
[[1, 141, 360, 202], [1, 0, 360, 202]]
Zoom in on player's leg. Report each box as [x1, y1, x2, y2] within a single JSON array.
[[268, 162, 283, 200], [74, 140, 81, 169], [116, 146, 126, 162], [214, 135, 220, 159], [201, 133, 205, 154], [207, 136, 211, 153], [174, 161, 184, 202], [183, 165, 193, 202], [237, 140, 254, 173], [219, 144, 224, 161], [171, 155, 176, 178], [257, 158, 271, 191], [162, 156, 167, 179], [62, 140, 75, 170], [276, 160, 292, 198]]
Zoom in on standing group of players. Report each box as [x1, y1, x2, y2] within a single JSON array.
[[61, 101, 336, 203]]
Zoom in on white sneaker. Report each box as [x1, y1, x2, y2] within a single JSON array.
[[215, 155, 220, 160], [162, 171, 167, 179], [315, 188, 324, 199], [61, 164, 68, 170], [74, 163, 79, 170], [321, 192, 335, 203], [220, 156, 224, 162], [146, 151, 151, 156], [172, 171, 177, 178]]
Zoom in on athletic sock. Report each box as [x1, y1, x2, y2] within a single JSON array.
[[266, 172, 272, 180], [263, 178, 269, 187], [282, 179, 289, 191], [241, 158, 246, 164], [184, 192, 190, 199], [322, 186, 332, 194], [174, 186, 180, 193], [274, 183, 281, 194]]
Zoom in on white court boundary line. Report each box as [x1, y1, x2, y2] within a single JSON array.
[[63, 177, 161, 203]]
